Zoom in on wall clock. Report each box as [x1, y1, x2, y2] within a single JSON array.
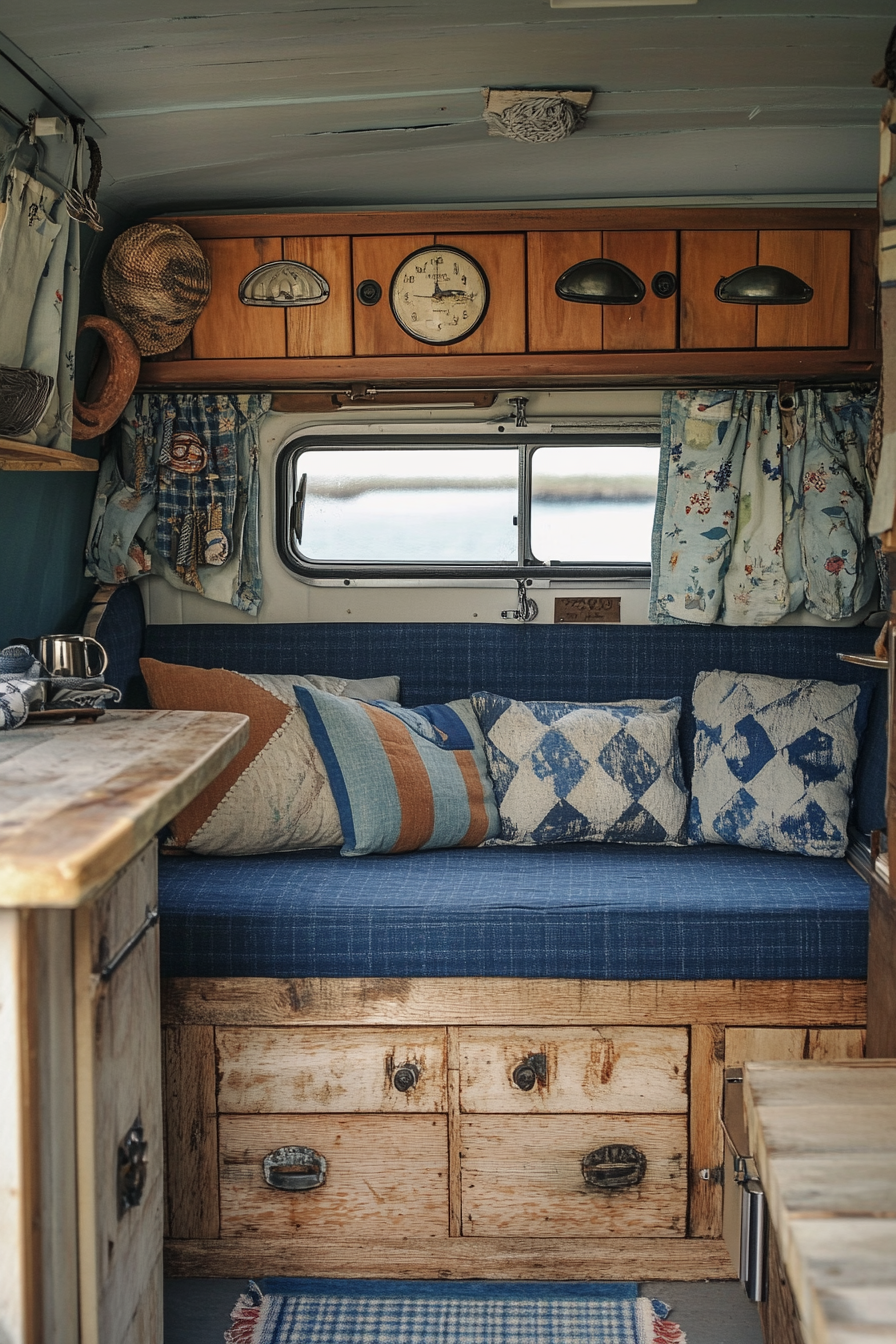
[[390, 246, 489, 344]]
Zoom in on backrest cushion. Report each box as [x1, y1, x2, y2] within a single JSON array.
[[296, 687, 499, 856]]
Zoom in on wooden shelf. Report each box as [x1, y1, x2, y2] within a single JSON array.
[[0, 437, 98, 472]]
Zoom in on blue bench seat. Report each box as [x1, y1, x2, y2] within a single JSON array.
[[158, 842, 869, 981]]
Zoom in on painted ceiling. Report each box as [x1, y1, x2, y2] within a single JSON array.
[[0, 1, 892, 218]]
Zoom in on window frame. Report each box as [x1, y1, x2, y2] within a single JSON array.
[[276, 427, 661, 582]]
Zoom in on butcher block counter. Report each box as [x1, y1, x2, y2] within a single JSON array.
[[743, 1060, 896, 1344], [0, 709, 248, 1344]]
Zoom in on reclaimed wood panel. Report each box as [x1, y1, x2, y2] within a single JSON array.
[[436, 234, 526, 355], [284, 235, 353, 358], [679, 230, 758, 349], [458, 1026, 687, 1113], [526, 231, 603, 352], [726, 1027, 866, 1068], [165, 1233, 737, 1280], [191, 237, 285, 359], [602, 231, 678, 351], [757, 231, 850, 348], [688, 1023, 725, 1239], [447, 1026, 462, 1239], [74, 845, 163, 1344], [352, 233, 433, 355], [867, 873, 896, 1057], [219, 1114, 448, 1238], [163, 1026, 219, 1239], [216, 1027, 447, 1113], [162, 977, 867, 1028], [460, 1114, 688, 1238]]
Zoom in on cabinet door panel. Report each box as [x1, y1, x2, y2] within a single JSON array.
[[680, 230, 757, 349], [436, 234, 526, 354], [527, 231, 603, 352], [217, 1027, 448, 1113], [191, 237, 285, 359], [756, 230, 850, 348], [459, 1026, 688, 1114], [219, 1114, 448, 1237], [352, 234, 433, 355], [284, 236, 353, 357], [602, 231, 678, 351], [461, 1114, 687, 1237]]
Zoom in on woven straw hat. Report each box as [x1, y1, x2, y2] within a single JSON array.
[[102, 222, 211, 356]]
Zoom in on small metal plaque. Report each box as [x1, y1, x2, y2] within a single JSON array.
[[554, 597, 621, 624]]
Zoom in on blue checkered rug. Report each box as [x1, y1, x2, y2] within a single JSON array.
[[224, 1280, 686, 1344]]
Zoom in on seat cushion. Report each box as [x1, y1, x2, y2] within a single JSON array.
[[158, 844, 869, 981]]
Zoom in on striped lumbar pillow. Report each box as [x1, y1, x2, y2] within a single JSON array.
[[295, 686, 499, 856]]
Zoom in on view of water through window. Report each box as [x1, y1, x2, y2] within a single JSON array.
[[294, 443, 660, 565]]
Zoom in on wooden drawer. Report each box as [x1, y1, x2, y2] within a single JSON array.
[[527, 231, 604, 352], [191, 236, 286, 358], [460, 1114, 687, 1237], [680, 230, 758, 349], [219, 1114, 448, 1237], [756, 230, 850, 348], [284, 236, 353, 357], [458, 1027, 688, 1113], [602, 231, 678, 351], [217, 1027, 447, 1112]]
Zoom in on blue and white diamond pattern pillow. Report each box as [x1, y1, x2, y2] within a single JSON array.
[[471, 692, 688, 847], [689, 669, 866, 858]]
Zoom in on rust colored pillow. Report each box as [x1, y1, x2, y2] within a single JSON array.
[[140, 658, 398, 855]]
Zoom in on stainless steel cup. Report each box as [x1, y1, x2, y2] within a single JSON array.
[[38, 634, 109, 680]]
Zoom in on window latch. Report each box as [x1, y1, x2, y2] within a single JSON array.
[[502, 578, 539, 623], [509, 396, 528, 428]]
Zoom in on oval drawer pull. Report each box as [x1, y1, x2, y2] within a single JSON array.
[[392, 1062, 420, 1093], [512, 1052, 547, 1092], [582, 1144, 647, 1191], [263, 1146, 327, 1191]]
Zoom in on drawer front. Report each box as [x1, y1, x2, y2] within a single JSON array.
[[459, 1027, 688, 1113], [219, 1114, 448, 1237], [460, 1114, 687, 1238], [217, 1027, 447, 1112]]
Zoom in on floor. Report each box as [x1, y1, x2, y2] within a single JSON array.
[[163, 1277, 766, 1344]]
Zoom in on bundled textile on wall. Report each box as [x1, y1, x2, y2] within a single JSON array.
[[0, 125, 80, 451], [85, 393, 270, 614], [650, 388, 876, 626]]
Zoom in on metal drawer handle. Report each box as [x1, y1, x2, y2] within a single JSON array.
[[392, 1062, 420, 1093], [512, 1052, 547, 1092], [582, 1144, 647, 1191], [263, 1146, 327, 1191], [100, 906, 159, 981]]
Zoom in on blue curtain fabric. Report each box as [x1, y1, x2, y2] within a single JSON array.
[[649, 388, 877, 626], [85, 393, 270, 614]]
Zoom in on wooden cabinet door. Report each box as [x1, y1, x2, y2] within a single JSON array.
[[756, 230, 850, 348], [680, 230, 758, 349], [191, 237, 286, 359], [284, 235, 353, 358], [219, 1114, 448, 1237], [436, 233, 526, 354], [74, 844, 163, 1344], [527, 231, 603, 352], [352, 234, 433, 355], [603, 231, 678, 350]]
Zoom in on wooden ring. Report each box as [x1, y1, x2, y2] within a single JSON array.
[[72, 315, 141, 440]]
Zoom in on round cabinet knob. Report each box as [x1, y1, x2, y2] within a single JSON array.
[[651, 271, 678, 299], [356, 279, 382, 306], [393, 1062, 420, 1093], [511, 1052, 547, 1092]]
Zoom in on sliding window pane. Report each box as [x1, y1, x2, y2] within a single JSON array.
[[530, 444, 659, 564]]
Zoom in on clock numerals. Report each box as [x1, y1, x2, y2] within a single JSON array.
[[389, 246, 489, 345]]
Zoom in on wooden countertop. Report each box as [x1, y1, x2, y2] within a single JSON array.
[[744, 1060, 896, 1344], [0, 709, 249, 908]]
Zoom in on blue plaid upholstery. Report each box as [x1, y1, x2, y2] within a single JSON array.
[[158, 843, 868, 981]]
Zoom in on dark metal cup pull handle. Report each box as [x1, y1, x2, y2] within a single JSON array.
[[392, 1062, 420, 1093], [117, 1118, 148, 1218], [582, 1144, 647, 1191], [512, 1052, 547, 1092], [263, 1146, 327, 1191]]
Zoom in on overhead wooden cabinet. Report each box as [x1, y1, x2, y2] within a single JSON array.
[[191, 237, 286, 359], [352, 233, 433, 356], [527, 231, 604, 352], [679, 230, 759, 350], [602, 231, 678, 351], [436, 233, 526, 355], [756, 230, 850, 348], [284, 235, 354, 358]]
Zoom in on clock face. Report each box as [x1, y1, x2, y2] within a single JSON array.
[[390, 246, 489, 345]]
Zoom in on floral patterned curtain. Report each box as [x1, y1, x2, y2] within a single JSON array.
[[85, 393, 270, 614], [649, 388, 877, 626]]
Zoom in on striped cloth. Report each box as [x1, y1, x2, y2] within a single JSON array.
[[296, 688, 498, 856], [225, 1281, 685, 1344]]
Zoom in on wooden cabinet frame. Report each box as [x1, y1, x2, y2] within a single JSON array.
[[161, 974, 865, 1282]]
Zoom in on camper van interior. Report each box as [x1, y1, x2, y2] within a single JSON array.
[[2, 4, 896, 1344]]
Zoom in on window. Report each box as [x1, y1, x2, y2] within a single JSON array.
[[277, 431, 660, 580]]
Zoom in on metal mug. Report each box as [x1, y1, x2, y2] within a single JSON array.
[[38, 634, 108, 680]]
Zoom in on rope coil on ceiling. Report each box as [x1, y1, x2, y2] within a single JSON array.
[[482, 95, 587, 143]]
